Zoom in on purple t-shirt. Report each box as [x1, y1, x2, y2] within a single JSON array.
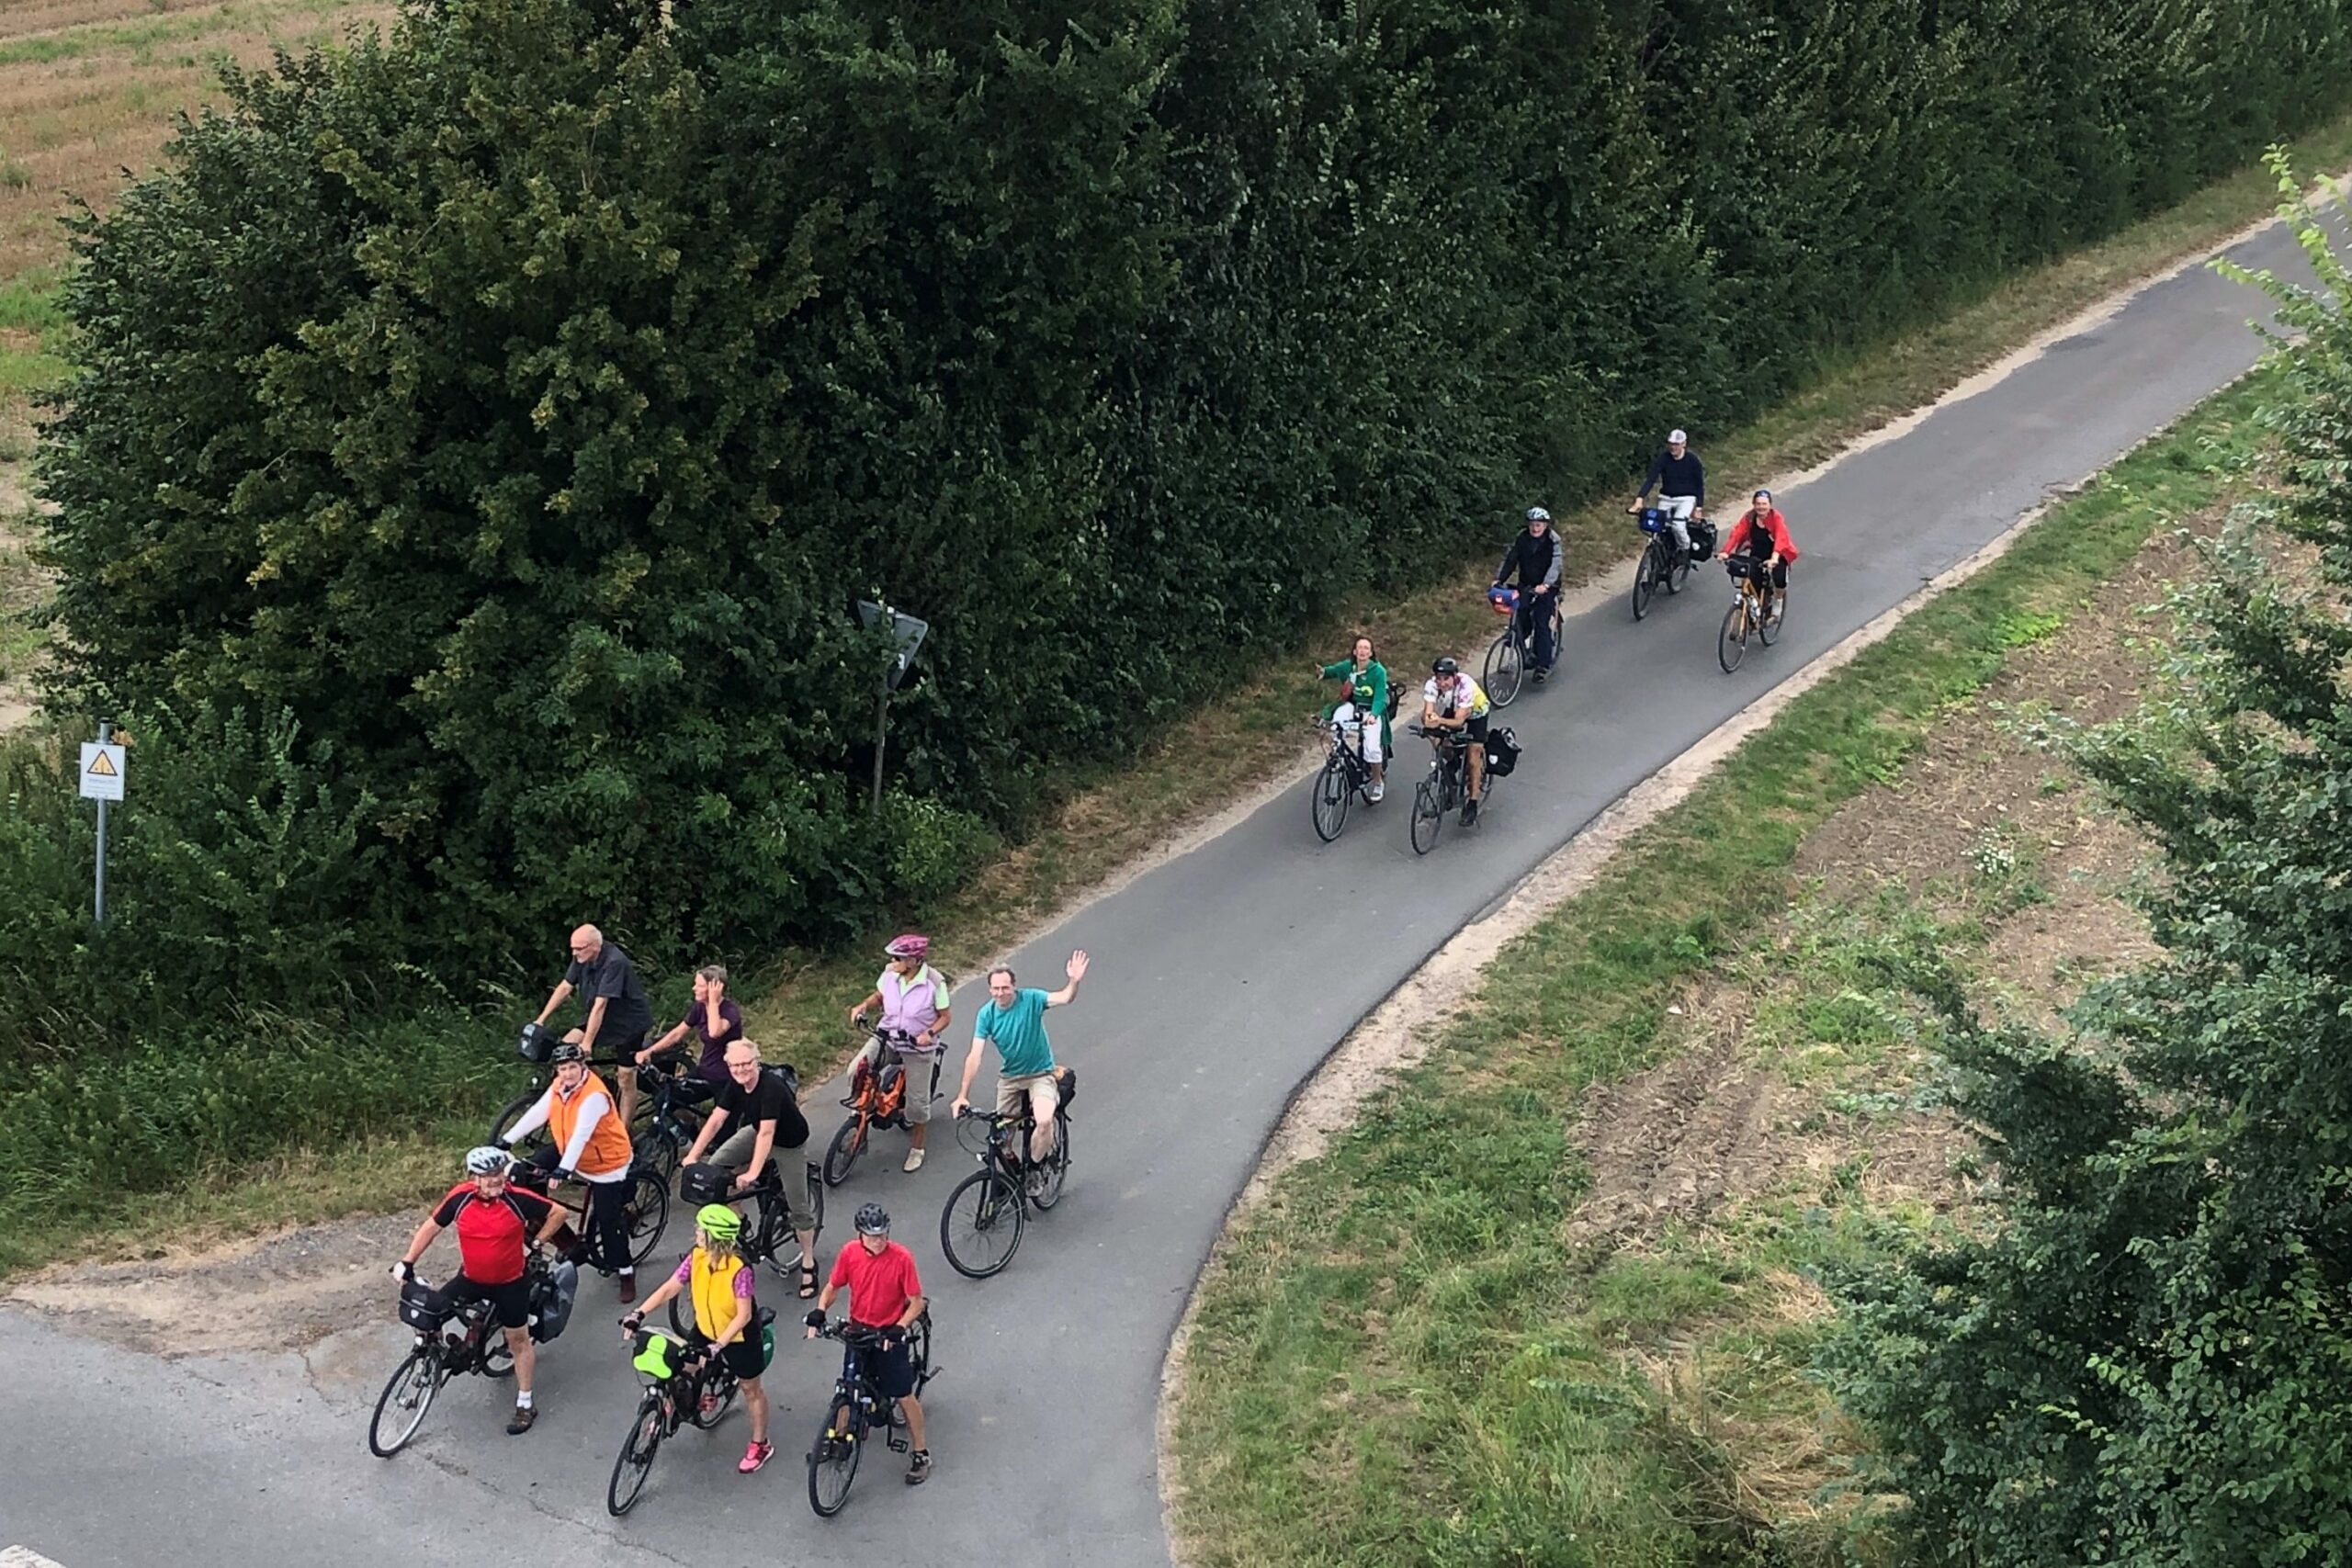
[[676, 998, 744, 1088]]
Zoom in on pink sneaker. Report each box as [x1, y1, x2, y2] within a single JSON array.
[[739, 1440, 775, 1474]]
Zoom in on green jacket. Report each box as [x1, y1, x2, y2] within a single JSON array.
[[1319, 658, 1392, 754]]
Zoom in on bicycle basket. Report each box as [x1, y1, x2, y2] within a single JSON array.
[[631, 1329, 683, 1382], [398, 1277, 454, 1331], [680, 1163, 731, 1206], [1487, 585, 1518, 615], [517, 1021, 560, 1064]]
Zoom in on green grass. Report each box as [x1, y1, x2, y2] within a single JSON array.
[[1165, 374, 2273, 1568], [0, 0, 375, 69]]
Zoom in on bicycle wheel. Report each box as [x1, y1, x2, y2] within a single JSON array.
[[823, 1116, 866, 1188], [637, 1124, 683, 1186], [1031, 1119, 1072, 1211], [1718, 600, 1750, 673], [1409, 778, 1443, 855], [624, 1168, 670, 1267], [689, 1368, 741, 1430], [1631, 546, 1658, 621], [481, 1329, 515, 1380], [1666, 542, 1691, 594], [1309, 755, 1352, 842], [941, 1168, 1025, 1279], [807, 1396, 864, 1518], [1758, 592, 1781, 647], [368, 1348, 441, 1458], [489, 1092, 548, 1158], [606, 1396, 664, 1517], [1484, 629, 1524, 708]]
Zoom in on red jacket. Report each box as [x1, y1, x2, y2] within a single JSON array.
[[1724, 507, 1798, 562]]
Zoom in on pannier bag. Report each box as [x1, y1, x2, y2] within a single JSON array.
[[398, 1277, 453, 1331], [517, 1022, 560, 1064], [529, 1258, 580, 1344], [1687, 517, 1716, 561], [1485, 727, 1521, 778], [680, 1163, 732, 1206]]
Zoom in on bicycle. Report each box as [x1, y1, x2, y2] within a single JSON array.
[[824, 1025, 938, 1186], [1629, 506, 1701, 620], [606, 1320, 765, 1516], [938, 1070, 1077, 1280], [673, 1157, 826, 1330], [1308, 715, 1380, 842], [805, 1314, 938, 1518], [1483, 585, 1563, 707], [1408, 721, 1502, 855], [1716, 552, 1784, 673], [628, 1054, 716, 1186], [368, 1259, 543, 1457], [510, 1160, 671, 1285]]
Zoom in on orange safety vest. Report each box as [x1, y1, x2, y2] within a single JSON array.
[[547, 1070, 632, 1178]]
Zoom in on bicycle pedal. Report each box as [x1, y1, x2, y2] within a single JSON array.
[[887, 1435, 909, 1453]]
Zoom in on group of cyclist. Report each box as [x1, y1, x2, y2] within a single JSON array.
[[1320, 429, 1800, 819], [394, 924, 1088, 1488]]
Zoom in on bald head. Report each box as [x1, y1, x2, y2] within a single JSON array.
[[569, 925, 603, 963]]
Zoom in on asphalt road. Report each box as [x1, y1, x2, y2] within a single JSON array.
[[0, 217, 2321, 1568]]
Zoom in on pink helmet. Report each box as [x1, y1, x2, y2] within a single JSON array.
[[885, 932, 931, 960]]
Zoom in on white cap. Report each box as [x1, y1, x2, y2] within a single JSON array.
[[1668, 428, 1688, 446]]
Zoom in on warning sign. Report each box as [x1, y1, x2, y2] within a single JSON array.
[[79, 741, 125, 802]]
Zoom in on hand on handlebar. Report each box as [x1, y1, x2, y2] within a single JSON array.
[[849, 1009, 868, 1029], [390, 1259, 415, 1281], [951, 1096, 970, 1118], [619, 1311, 644, 1336]]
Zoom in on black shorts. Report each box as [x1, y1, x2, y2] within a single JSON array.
[[698, 1329, 772, 1381], [447, 1272, 535, 1330], [847, 1336, 917, 1400]]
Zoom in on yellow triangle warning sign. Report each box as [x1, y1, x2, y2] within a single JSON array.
[[86, 750, 118, 777]]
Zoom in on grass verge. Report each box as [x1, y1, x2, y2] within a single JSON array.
[[1161, 373, 2270, 1567]]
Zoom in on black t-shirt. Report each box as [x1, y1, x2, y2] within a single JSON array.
[[565, 942, 655, 1046], [718, 1068, 809, 1148]]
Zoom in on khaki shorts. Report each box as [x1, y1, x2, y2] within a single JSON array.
[[711, 1123, 818, 1234], [995, 1069, 1060, 1130]]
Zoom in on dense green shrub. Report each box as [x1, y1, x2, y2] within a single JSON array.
[[1822, 164, 2352, 1564], [29, 0, 2352, 969]]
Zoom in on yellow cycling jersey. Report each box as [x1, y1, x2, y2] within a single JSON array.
[[1421, 675, 1491, 721]]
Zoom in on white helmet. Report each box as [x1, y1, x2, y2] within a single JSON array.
[[465, 1145, 511, 1177]]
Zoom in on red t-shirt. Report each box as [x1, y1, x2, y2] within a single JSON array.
[[432, 1181, 552, 1286], [828, 1239, 923, 1328]]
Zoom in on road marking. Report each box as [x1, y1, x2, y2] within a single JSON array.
[[2, 1548, 69, 1568]]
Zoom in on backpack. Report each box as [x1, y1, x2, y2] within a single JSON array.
[[1485, 726, 1521, 778]]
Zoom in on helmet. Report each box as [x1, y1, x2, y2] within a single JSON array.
[[695, 1203, 743, 1243], [1432, 657, 1459, 678], [1525, 506, 1551, 525], [854, 1202, 891, 1235], [550, 1041, 587, 1066], [465, 1145, 511, 1176], [885, 933, 930, 960]]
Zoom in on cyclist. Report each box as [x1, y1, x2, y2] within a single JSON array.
[[392, 1146, 561, 1435], [1722, 487, 1799, 624], [532, 923, 657, 1123], [623, 1203, 776, 1473], [806, 1203, 931, 1486], [638, 964, 740, 1104], [1419, 657, 1491, 825], [1317, 635, 1390, 801], [679, 1040, 821, 1299], [1491, 508, 1564, 683], [951, 949, 1088, 1169], [498, 1041, 639, 1303], [1630, 428, 1706, 559], [847, 934, 956, 1173]]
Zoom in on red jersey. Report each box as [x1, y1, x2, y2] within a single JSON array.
[[828, 1238, 923, 1328], [1724, 507, 1798, 562], [432, 1181, 553, 1286]]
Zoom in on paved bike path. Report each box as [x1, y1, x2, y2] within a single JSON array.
[[0, 222, 2316, 1568]]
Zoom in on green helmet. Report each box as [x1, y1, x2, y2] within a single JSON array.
[[696, 1203, 743, 1242]]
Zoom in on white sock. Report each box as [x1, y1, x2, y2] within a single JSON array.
[[516, 1390, 535, 1408]]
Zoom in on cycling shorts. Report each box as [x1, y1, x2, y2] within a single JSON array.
[[847, 1336, 918, 1400], [446, 1271, 535, 1330], [1433, 715, 1489, 745]]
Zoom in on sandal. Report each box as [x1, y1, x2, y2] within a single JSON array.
[[797, 1258, 820, 1300]]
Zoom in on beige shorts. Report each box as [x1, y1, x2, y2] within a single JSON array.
[[995, 1069, 1060, 1129]]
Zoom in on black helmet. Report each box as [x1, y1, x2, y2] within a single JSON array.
[[550, 1041, 587, 1066], [1432, 657, 1459, 678], [854, 1202, 891, 1235]]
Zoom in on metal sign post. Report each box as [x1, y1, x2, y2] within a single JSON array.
[[78, 717, 127, 925], [854, 601, 930, 817]]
